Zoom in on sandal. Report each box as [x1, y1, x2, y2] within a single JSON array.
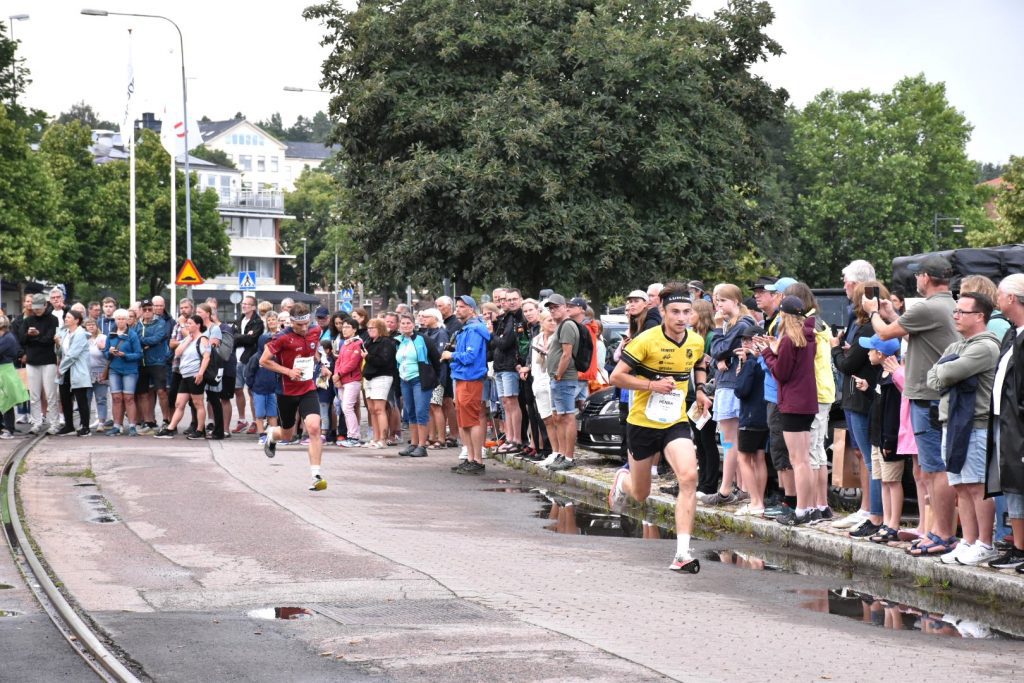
[[907, 532, 957, 557], [429, 441, 444, 450], [869, 526, 899, 544], [445, 438, 459, 448]]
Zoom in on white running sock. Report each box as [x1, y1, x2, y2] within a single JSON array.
[[676, 533, 691, 559], [311, 465, 321, 478]]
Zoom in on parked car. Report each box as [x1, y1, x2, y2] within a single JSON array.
[[577, 386, 623, 457]]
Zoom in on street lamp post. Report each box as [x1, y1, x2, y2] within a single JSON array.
[[7, 14, 29, 106], [933, 213, 965, 251], [82, 9, 195, 269], [301, 237, 308, 293]]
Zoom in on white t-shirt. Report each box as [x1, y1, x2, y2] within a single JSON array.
[[992, 325, 1024, 416]]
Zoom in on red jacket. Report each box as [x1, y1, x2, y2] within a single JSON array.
[[762, 317, 818, 415], [334, 337, 364, 385]]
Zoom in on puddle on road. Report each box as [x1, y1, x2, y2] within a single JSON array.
[[795, 587, 1024, 640], [90, 516, 117, 524], [481, 486, 536, 494], [0, 584, 13, 590], [0, 609, 22, 617], [533, 493, 675, 539], [72, 483, 96, 487], [703, 549, 779, 571], [248, 607, 315, 621]]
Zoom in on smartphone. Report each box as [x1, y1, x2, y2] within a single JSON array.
[[864, 285, 878, 300]]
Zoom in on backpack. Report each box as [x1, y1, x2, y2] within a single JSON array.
[[201, 337, 223, 385], [557, 320, 594, 374], [217, 324, 235, 362]]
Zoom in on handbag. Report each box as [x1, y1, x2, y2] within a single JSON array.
[[100, 338, 124, 382]]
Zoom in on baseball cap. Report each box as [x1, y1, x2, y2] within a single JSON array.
[[687, 280, 706, 292], [31, 293, 46, 308], [458, 294, 477, 309], [751, 276, 778, 292], [910, 254, 953, 279], [779, 295, 806, 316], [544, 293, 567, 308], [315, 306, 330, 318], [140, 298, 153, 307], [740, 325, 766, 339], [766, 276, 798, 293], [626, 289, 648, 301], [568, 297, 587, 309], [858, 334, 901, 357]]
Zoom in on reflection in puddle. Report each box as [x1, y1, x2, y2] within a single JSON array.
[[248, 607, 314, 621], [73, 483, 97, 487], [0, 609, 21, 617], [90, 516, 117, 524], [534, 493, 675, 539], [703, 550, 778, 571], [797, 588, 1024, 640], [0, 584, 13, 590], [481, 486, 536, 494]]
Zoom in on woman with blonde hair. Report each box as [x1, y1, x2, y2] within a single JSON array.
[[688, 299, 721, 497], [704, 283, 756, 506], [761, 296, 820, 525]]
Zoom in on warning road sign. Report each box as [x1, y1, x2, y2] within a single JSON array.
[[175, 259, 204, 286]]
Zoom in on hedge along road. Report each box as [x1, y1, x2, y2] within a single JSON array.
[[11, 432, 1024, 681]]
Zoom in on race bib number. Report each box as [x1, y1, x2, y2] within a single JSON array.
[[293, 356, 314, 381], [645, 388, 684, 424]]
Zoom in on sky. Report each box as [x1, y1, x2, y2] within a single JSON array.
[[8, 0, 1023, 163]]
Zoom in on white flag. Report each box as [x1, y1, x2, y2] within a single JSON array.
[[159, 102, 202, 159], [119, 30, 136, 144]]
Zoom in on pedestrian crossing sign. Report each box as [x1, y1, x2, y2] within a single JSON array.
[[175, 259, 204, 286], [238, 271, 257, 291]]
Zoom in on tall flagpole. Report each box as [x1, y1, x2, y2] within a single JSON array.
[[170, 152, 177, 314], [126, 29, 136, 305]]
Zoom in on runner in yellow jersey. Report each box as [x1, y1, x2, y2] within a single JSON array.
[[609, 283, 712, 573]]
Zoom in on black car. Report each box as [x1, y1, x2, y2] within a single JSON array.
[[577, 386, 624, 457]]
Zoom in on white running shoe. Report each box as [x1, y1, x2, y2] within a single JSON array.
[[537, 451, 561, 468], [608, 468, 629, 512], [956, 542, 1000, 566], [831, 509, 869, 530], [939, 540, 970, 564]]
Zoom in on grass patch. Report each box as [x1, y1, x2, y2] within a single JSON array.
[[914, 575, 932, 588], [881, 564, 895, 579], [53, 467, 96, 479]]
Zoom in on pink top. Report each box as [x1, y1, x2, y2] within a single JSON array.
[[889, 365, 918, 456]]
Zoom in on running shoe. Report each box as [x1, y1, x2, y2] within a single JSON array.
[[309, 475, 327, 491], [957, 543, 1000, 566], [451, 460, 470, 472], [263, 430, 277, 458], [409, 446, 428, 458], [762, 503, 791, 519], [537, 451, 561, 467], [127, 426, 139, 437], [398, 444, 416, 457], [776, 509, 813, 526], [831, 509, 869, 530], [299, 437, 311, 446], [732, 490, 750, 503], [548, 456, 575, 471], [232, 420, 248, 433], [940, 540, 971, 564], [155, 427, 177, 439], [28, 424, 42, 435], [47, 424, 61, 435], [849, 521, 882, 539], [608, 468, 629, 512], [76, 427, 91, 437], [456, 461, 485, 475], [734, 504, 765, 517], [187, 429, 206, 441], [0, 431, 14, 440], [246, 422, 259, 435], [106, 426, 122, 437], [135, 424, 152, 435], [989, 547, 1024, 569], [668, 555, 700, 573], [701, 491, 735, 506], [54, 425, 77, 436]]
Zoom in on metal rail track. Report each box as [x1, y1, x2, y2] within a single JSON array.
[[1, 435, 140, 682]]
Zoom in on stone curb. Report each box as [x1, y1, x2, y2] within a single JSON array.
[[491, 451, 1024, 605]]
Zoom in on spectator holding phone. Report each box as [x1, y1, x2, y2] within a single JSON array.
[[104, 309, 143, 436]]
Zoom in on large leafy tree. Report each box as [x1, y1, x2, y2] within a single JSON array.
[[0, 21, 47, 141], [282, 162, 355, 293], [786, 75, 987, 286], [0, 104, 61, 283], [305, 0, 788, 302], [56, 101, 117, 130], [969, 155, 1024, 247]]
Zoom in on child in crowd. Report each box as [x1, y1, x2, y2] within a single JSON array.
[[860, 334, 906, 543], [247, 311, 281, 440]]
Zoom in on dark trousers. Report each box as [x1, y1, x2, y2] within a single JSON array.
[[2, 408, 14, 433], [59, 373, 90, 430], [694, 416, 720, 495], [519, 374, 547, 448], [206, 388, 224, 437]]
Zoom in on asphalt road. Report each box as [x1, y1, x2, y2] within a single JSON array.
[[6, 433, 1024, 682]]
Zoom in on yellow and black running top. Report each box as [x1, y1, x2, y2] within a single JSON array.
[[621, 325, 705, 429]]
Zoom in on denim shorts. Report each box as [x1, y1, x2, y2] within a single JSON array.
[[712, 387, 740, 421], [550, 379, 578, 415], [108, 371, 138, 394], [942, 426, 987, 486], [495, 371, 520, 398], [253, 393, 278, 419], [910, 400, 944, 473]]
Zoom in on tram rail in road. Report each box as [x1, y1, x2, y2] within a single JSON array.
[[2, 435, 140, 683]]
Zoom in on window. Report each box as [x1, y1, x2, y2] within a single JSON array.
[[225, 217, 241, 237], [257, 156, 266, 172], [244, 134, 252, 146], [238, 155, 252, 171], [241, 218, 274, 239], [220, 175, 231, 188], [236, 257, 275, 279], [270, 156, 279, 172]]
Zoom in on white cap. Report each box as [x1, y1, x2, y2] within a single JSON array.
[[626, 290, 648, 301]]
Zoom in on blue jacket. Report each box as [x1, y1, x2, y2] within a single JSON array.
[[246, 333, 281, 395], [734, 355, 768, 430], [759, 311, 780, 403], [104, 329, 142, 375], [139, 316, 170, 366], [450, 317, 491, 381], [710, 315, 756, 390]]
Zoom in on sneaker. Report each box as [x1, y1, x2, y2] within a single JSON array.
[[668, 555, 699, 573], [548, 456, 576, 471], [544, 454, 566, 469], [528, 450, 550, 463], [701, 491, 735, 506], [849, 521, 882, 539], [135, 424, 152, 435], [15, 413, 28, 424], [187, 429, 207, 441], [127, 426, 139, 437], [95, 422, 108, 433], [263, 430, 277, 458], [732, 490, 750, 503], [154, 427, 177, 439], [300, 437, 311, 446], [940, 540, 971, 564], [456, 461, 485, 475], [409, 445, 428, 458], [989, 547, 1024, 569], [831, 509, 869, 530], [55, 425, 77, 436], [28, 424, 42, 435], [957, 543, 1000, 566], [309, 475, 327, 491], [734, 504, 765, 517], [813, 507, 834, 523], [776, 509, 813, 526], [246, 422, 259, 435], [47, 424, 61, 435], [106, 426, 122, 437], [103, 419, 114, 429], [342, 438, 361, 448], [537, 451, 561, 468], [451, 460, 470, 472], [232, 420, 248, 433], [659, 483, 680, 497], [608, 468, 629, 512], [763, 503, 791, 519], [0, 431, 14, 440]]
